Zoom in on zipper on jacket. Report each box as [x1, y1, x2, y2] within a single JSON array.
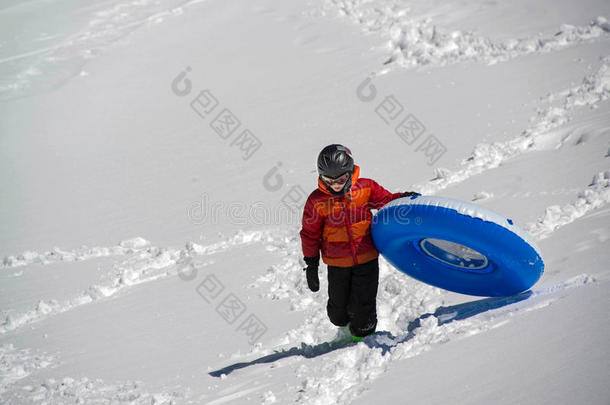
[[342, 194, 359, 266]]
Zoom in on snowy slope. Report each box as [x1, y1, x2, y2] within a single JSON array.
[[1, 0, 609, 403]]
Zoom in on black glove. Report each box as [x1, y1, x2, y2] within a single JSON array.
[[402, 191, 421, 198], [303, 256, 320, 292]]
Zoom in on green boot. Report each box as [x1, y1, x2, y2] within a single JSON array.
[[352, 331, 378, 343]]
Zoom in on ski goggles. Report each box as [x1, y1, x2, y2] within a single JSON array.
[[321, 172, 350, 185]]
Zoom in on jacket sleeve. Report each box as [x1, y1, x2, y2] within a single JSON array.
[[368, 179, 404, 210], [299, 195, 324, 258]]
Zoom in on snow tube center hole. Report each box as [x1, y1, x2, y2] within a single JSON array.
[[419, 238, 489, 271]]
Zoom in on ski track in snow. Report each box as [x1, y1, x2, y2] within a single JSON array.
[[322, 0, 610, 71], [416, 55, 610, 195], [0, 230, 289, 335], [526, 170, 610, 239], [2, 236, 153, 269]]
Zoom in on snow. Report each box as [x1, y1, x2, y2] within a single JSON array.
[[1, 0, 609, 403]]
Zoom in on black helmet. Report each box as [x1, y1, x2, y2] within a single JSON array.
[[317, 144, 354, 178]]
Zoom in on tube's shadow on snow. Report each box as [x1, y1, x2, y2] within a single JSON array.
[[407, 290, 533, 333], [208, 291, 532, 377]]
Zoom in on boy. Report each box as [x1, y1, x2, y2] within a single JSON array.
[[300, 144, 419, 342]]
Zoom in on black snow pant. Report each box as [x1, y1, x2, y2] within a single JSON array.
[[326, 258, 379, 338]]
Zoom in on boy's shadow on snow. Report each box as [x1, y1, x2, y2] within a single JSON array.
[[208, 291, 532, 377]]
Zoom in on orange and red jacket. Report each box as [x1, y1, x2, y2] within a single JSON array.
[[300, 165, 404, 268]]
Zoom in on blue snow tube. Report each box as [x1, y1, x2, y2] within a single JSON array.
[[371, 196, 544, 297]]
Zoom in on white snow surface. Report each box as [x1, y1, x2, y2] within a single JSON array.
[[1, 0, 609, 404]]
